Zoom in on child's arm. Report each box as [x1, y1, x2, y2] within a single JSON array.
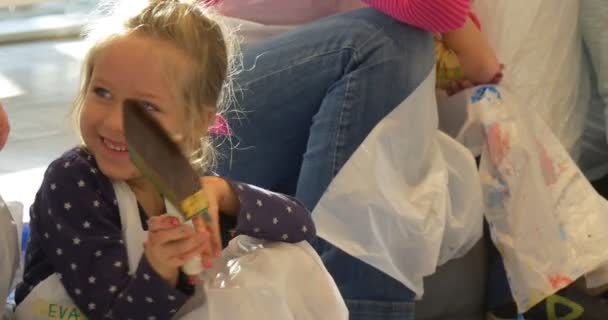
[[218, 178, 316, 244], [442, 16, 501, 85], [29, 152, 191, 319]]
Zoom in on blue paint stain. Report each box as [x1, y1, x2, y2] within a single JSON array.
[[559, 225, 567, 241], [470, 85, 502, 103], [486, 190, 504, 208]]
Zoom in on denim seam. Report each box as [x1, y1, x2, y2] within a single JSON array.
[[331, 70, 354, 177]]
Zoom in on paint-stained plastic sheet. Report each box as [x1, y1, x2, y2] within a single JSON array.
[[447, 85, 608, 312]]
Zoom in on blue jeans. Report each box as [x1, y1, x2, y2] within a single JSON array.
[[217, 8, 434, 320]]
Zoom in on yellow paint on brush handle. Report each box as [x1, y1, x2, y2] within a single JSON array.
[[181, 189, 211, 222]]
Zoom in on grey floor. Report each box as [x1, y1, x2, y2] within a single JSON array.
[[0, 39, 87, 220]]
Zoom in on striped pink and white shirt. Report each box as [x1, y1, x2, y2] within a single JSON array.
[[208, 0, 470, 32]]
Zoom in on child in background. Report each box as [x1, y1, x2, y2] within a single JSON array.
[[12, 0, 316, 319], [0, 102, 8, 150], [0, 101, 17, 317]]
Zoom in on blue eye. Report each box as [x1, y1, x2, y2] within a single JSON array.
[[93, 87, 112, 99]]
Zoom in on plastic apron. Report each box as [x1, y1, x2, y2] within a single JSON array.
[[15, 181, 347, 319], [1, 195, 19, 317], [12, 181, 187, 319], [313, 69, 484, 298], [438, 84, 608, 312]]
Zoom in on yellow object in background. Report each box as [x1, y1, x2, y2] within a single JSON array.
[[435, 36, 464, 90]]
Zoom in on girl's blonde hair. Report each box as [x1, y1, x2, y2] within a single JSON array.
[[73, 0, 237, 172]]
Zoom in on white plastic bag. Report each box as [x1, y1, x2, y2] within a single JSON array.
[[456, 85, 608, 312], [473, 0, 590, 159], [0, 196, 19, 317], [174, 235, 349, 320], [313, 70, 484, 298]]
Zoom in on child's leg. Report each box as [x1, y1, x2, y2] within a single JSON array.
[[217, 8, 434, 320], [581, 0, 608, 111]]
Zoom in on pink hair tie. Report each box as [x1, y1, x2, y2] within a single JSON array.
[[208, 114, 230, 136]]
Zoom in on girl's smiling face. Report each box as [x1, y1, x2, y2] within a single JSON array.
[[79, 34, 190, 182]]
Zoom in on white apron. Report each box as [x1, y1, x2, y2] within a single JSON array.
[[15, 181, 347, 319], [12, 181, 199, 319]]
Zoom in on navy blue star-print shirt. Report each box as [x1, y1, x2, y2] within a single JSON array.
[[15, 147, 315, 319]]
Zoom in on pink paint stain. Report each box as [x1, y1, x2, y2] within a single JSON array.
[[548, 275, 573, 289], [208, 114, 230, 136], [486, 123, 510, 165], [535, 140, 557, 185]]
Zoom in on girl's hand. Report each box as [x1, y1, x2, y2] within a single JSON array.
[[195, 176, 240, 264], [144, 215, 210, 286]]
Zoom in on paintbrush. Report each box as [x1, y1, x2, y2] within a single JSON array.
[[123, 99, 210, 276]]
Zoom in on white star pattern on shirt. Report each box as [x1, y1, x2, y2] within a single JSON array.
[[282, 234, 289, 240], [126, 296, 133, 303], [254, 228, 260, 233], [238, 184, 244, 190], [114, 261, 122, 268], [50, 184, 57, 190], [73, 237, 81, 245], [74, 288, 81, 295], [44, 232, 49, 239], [286, 206, 293, 213], [246, 212, 251, 221], [256, 199, 263, 207], [90, 168, 97, 174], [145, 297, 154, 303], [88, 276, 96, 284], [143, 273, 150, 281], [109, 285, 117, 293], [168, 295, 175, 301], [113, 199, 118, 206], [48, 209, 52, 215], [95, 250, 102, 257], [169, 309, 177, 314], [63, 162, 70, 168], [273, 217, 278, 224], [56, 223, 62, 231], [148, 317, 156, 320], [70, 263, 78, 270], [78, 180, 85, 187], [93, 200, 100, 207], [56, 248, 63, 256], [88, 303, 96, 310], [64, 202, 72, 210], [302, 225, 308, 232], [83, 221, 91, 229]]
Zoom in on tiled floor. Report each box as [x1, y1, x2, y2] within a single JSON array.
[[0, 39, 88, 220]]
